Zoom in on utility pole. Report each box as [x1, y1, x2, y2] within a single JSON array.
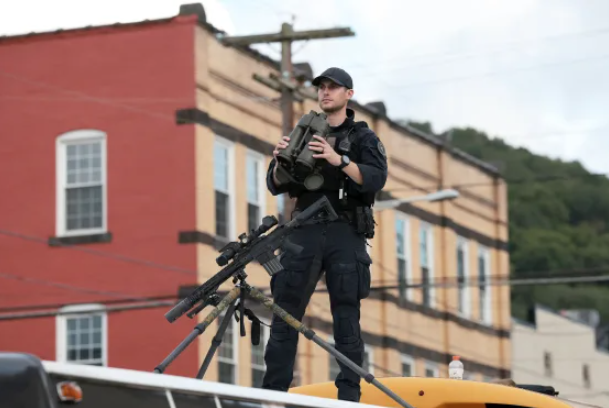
[[219, 23, 355, 222], [219, 23, 355, 385]]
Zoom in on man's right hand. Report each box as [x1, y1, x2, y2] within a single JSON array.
[[272, 136, 290, 184], [273, 136, 290, 158]]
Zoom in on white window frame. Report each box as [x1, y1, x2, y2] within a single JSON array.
[[55, 129, 107, 237], [276, 195, 286, 224], [419, 221, 435, 308], [250, 319, 270, 387], [478, 244, 492, 325], [245, 150, 266, 230], [456, 236, 472, 318], [363, 344, 374, 376], [395, 213, 413, 301], [328, 338, 374, 378], [424, 361, 439, 378], [400, 354, 414, 377], [217, 311, 239, 384], [214, 136, 236, 241], [55, 303, 108, 366]]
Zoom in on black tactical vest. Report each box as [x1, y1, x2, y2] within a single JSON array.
[[290, 119, 375, 212]]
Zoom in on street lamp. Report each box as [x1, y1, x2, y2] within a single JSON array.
[[373, 188, 459, 211]]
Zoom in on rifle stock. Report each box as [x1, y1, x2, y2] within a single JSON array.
[[164, 196, 337, 323]]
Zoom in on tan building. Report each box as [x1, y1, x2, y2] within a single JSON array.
[[178, 4, 512, 386], [511, 305, 609, 407]]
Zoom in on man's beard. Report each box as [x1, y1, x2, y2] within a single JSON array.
[[319, 100, 346, 113]]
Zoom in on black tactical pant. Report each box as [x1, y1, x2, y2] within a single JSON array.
[[261, 218, 372, 401]]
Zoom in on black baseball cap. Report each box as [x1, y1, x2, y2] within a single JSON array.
[[312, 67, 353, 89]]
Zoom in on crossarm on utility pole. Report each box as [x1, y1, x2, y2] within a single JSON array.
[[218, 27, 354, 46]]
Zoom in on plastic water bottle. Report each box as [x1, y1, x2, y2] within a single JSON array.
[[449, 356, 464, 380]]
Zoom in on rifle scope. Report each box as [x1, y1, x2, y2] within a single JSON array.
[[215, 215, 278, 266]]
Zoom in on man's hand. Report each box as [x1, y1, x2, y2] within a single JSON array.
[[273, 136, 290, 158], [272, 136, 290, 185], [309, 135, 341, 166]]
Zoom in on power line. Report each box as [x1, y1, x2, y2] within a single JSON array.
[[0, 228, 197, 276], [0, 300, 176, 321], [0, 294, 178, 314], [354, 33, 609, 77], [367, 274, 609, 291], [390, 52, 609, 91], [348, 26, 609, 70], [384, 171, 609, 194], [0, 272, 157, 301]]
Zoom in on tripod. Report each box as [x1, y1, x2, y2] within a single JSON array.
[[154, 269, 415, 408], [195, 290, 266, 380]]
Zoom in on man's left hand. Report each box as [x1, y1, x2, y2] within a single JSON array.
[[309, 135, 341, 166]]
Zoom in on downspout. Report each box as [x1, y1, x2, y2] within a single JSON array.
[[493, 176, 507, 377], [438, 143, 450, 373]]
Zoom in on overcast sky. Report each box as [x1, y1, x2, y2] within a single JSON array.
[[2, 0, 609, 174]]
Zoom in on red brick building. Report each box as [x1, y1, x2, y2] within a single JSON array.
[[0, 10, 204, 377]]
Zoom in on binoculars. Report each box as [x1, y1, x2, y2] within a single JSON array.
[[275, 110, 331, 190]]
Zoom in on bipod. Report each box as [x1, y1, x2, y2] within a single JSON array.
[[196, 275, 267, 380], [154, 271, 416, 408]]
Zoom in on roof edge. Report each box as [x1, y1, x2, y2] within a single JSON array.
[[346, 99, 501, 178], [0, 15, 189, 43]]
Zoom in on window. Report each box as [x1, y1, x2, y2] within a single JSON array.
[[251, 324, 270, 388], [543, 351, 552, 377], [363, 346, 374, 375], [456, 237, 471, 317], [419, 222, 435, 308], [214, 137, 235, 244], [277, 195, 286, 224], [329, 360, 340, 380], [401, 354, 414, 377], [56, 130, 107, 237], [246, 151, 266, 233], [329, 339, 373, 379], [424, 362, 439, 377], [395, 215, 412, 301], [217, 312, 238, 384], [56, 304, 107, 366], [478, 245, 492, 324], [582, 364, 590, 388]]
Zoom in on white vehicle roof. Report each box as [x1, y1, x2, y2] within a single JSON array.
[[42, 360, 388, 408]]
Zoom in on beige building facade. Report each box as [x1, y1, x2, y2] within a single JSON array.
[[181, 3, 512, 388], [512, 305, 609, 408]]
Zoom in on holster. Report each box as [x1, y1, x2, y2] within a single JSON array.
[[355, 206, 376, 239]]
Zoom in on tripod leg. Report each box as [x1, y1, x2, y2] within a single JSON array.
[[196, 300, 238, 379], [245, 285, 416, 408], [154, 286, 241, 374]]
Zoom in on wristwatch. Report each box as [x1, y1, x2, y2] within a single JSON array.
[[339, 155, 350, 170]]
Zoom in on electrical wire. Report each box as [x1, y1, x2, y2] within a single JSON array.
[[388, 52, 609, 91], [348, 26, 609, 70], [0, 228, 197, 276], [383, 171, 609, 193]]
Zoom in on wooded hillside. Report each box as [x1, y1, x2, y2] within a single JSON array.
[[406, 120, 609, 323]]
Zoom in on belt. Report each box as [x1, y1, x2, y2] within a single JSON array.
[[291, 209, 354, 223]]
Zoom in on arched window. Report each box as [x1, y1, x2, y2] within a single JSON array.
[[56, 303, 107, 366], [55, 130, 107, 237]]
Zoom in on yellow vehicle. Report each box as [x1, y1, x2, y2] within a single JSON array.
[[290, 377, 598, 408]]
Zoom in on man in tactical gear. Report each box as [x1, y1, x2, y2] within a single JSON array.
[[261, 67, 388, 402]]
